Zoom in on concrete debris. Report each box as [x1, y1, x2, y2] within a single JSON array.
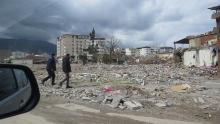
[[114, 73, 122, 78], [171, 84, 191, 93], [103, 96, 113, 104], [199, 105, 210, 109], [110, 95, 124, 108], [155, 102, 167, 108], [193, 97, 205, 104], [82, 96, 92, 101], [124, 100, 143, 110], [119, 105, 127, 110], [146, 98, 158, 103], [198, 97, 205, 104], [33, 63, 219, 112], [131, 100, 143, 108], [197, 86, 208, 91], [193, 98, 198, 103]]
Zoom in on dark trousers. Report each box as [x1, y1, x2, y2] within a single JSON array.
[[59, 73, 70, 87], [42, 69, 55, 84]]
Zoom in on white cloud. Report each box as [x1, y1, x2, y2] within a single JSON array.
[[0, 0, 218, 47]]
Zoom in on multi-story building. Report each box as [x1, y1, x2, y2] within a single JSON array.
[[150, 48, 159, 54], [159, 47, 174, 53], [187, 31, 217, 48], [57, 34, 91, 59], [10, 51, 29, 59], [93, 38, 106, 54], [125, 47, 159, 57], [138, 46, 151, 57], [125, 48, 136, 56], [57, 28, 106, 61]]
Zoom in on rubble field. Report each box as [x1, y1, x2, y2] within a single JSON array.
[[32, 63, 220, 123]]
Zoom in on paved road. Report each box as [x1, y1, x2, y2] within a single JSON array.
[[203, 80, 220, 89], [1, 103, 203, 124]]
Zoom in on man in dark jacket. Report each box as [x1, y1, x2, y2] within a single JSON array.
[[59, 54, 72, 88], [42, 53, 56, 85]]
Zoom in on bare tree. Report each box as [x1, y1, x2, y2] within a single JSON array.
[[105, 36, 120, 63]]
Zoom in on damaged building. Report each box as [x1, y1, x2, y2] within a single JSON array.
[[209, 5, 220, 75], [175, 5, 220, 69], [175, 30, 218, 67]]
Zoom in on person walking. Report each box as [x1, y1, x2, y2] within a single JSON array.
[[59, 54, 72, 88], [42, 53, 56, 85]]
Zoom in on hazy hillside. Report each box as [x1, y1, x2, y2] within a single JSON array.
[[0, 38, 56, 54]]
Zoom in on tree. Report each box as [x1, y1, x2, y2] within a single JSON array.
[[87, 45, 98, 54], [105, 37, 120, 63], [102, 54, 111, 64], [113, 48, 125, 64], [79, 54, 88, 65], [87, 45, 99, 63]]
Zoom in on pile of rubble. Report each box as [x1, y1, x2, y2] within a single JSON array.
[[34, 63, 219, 111], [39, 84, 146, 110]]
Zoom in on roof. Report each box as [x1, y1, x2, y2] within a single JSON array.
[[209, 5, 220, 10], [62, 34, 89, 37], [94, 38, 105, 40], [174, 38, 189, 44], [137, 46, 151, 49], [192, 32, 217, 39], [160, 47, 173, 49]]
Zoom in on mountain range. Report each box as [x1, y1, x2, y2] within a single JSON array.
[[0, 38, 56, 54]]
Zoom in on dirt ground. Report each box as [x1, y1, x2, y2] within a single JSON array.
[[2, 96, 219, 124], [2, 63, 220, 124]]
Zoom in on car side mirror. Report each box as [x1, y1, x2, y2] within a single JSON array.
[[0, 64, 40, 119]]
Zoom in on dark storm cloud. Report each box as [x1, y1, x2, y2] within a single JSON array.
[[0, 0, 219, 47]]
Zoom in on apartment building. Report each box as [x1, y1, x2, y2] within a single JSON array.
[[125, 47, 160, 57], [57, 34, 91, 59], [159, 47, 174, 53], [57, 28, 106, 61], [138, 46, 152, 57], [93, 38, 106, 54], [125, 48, 137, 56]]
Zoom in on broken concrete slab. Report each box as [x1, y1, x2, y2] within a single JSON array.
[[193, 98, 198, 103], [131, 100, 143, 108], [198, 97, 205, 104], [199, 105, 210, 109], [124, 100, 143, 110], [110, 95, 124, 108], [103, 96, 113, 104], [82, 96, 92, 101], [155, 102, 167, 108]]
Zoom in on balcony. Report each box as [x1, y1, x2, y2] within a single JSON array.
[[212, 11, 220, 19]]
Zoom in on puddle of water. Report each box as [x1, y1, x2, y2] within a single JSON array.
[[107, 113, 201, 124], [55, 104, 100, 113]]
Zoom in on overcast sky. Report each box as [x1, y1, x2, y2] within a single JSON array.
[[0, 0, 219, 48]]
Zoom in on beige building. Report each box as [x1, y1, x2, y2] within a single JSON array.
[[57, 34, 91, 60], [57, 28, 106, 61], [94, 38, 106, 54]]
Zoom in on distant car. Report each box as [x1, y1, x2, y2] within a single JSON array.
[[0, 64, 40, 119]]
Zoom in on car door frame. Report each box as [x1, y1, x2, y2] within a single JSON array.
[[0, 64, 40, 119]]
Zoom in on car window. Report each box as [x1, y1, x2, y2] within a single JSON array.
[[0, 68, 18, 100], [13, 69, 29, 88]]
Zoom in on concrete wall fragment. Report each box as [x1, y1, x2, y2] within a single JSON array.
[[183, 48, 218, 67]]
